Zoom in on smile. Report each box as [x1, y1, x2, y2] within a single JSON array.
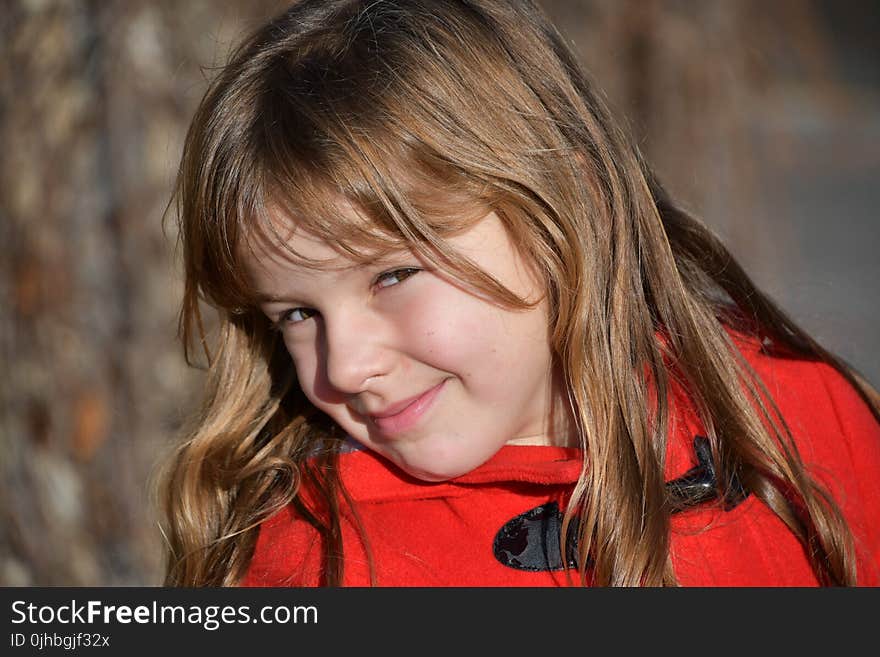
[[370, 380, 446, 436]]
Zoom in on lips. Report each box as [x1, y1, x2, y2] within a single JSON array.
[[369, 380, 446, 436]]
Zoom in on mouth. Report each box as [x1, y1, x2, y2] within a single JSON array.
[[369, 380, 446, 436]]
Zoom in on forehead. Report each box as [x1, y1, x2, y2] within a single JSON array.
[[240, 203, 404, 297], [250, 222, 349, 271], [248, 197, 392, 261]]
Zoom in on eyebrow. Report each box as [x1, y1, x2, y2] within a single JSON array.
[[254, 293, 298, 304]]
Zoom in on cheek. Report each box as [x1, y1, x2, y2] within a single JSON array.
[[402, 283, 472, 334], [398, 285, 541, 375]]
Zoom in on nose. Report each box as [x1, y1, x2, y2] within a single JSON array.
[[319, 309, 391, 395]]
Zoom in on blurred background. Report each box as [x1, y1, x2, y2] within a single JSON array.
[[1, 0, 878, 586]]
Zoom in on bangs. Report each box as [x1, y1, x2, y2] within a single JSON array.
[[223, 95, 497, 310], [183, 0, 543, 317]]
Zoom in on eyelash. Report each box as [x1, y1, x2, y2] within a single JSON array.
[[272, 267, 421, 329]]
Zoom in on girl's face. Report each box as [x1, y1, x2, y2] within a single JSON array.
[[246, 207, 574, 481]]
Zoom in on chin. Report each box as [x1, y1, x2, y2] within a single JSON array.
[[391, 450, 491, 483], [399, 465, 467, 483]]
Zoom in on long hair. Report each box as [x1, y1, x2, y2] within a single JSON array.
[[159, 0, 880, 586]]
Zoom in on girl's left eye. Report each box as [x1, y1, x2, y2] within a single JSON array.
[[279, 307, 316, 324], [374, 267, 421, 289]]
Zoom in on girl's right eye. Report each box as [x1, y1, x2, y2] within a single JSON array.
[[278, 307, 317, 326]]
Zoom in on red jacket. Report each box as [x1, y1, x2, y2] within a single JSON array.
[[242, 335, 880, 586]]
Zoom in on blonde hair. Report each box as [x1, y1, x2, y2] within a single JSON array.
[[160, 0, 879, 586]]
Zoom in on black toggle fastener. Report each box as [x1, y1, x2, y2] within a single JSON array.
[[493, 435, 749, 571]]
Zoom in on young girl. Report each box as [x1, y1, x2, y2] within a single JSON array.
[[160, 0, 880, 586]]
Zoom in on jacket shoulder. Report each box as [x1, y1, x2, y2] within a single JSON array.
[[734, 334, 880, 583], [732, 334, 879, 456]]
